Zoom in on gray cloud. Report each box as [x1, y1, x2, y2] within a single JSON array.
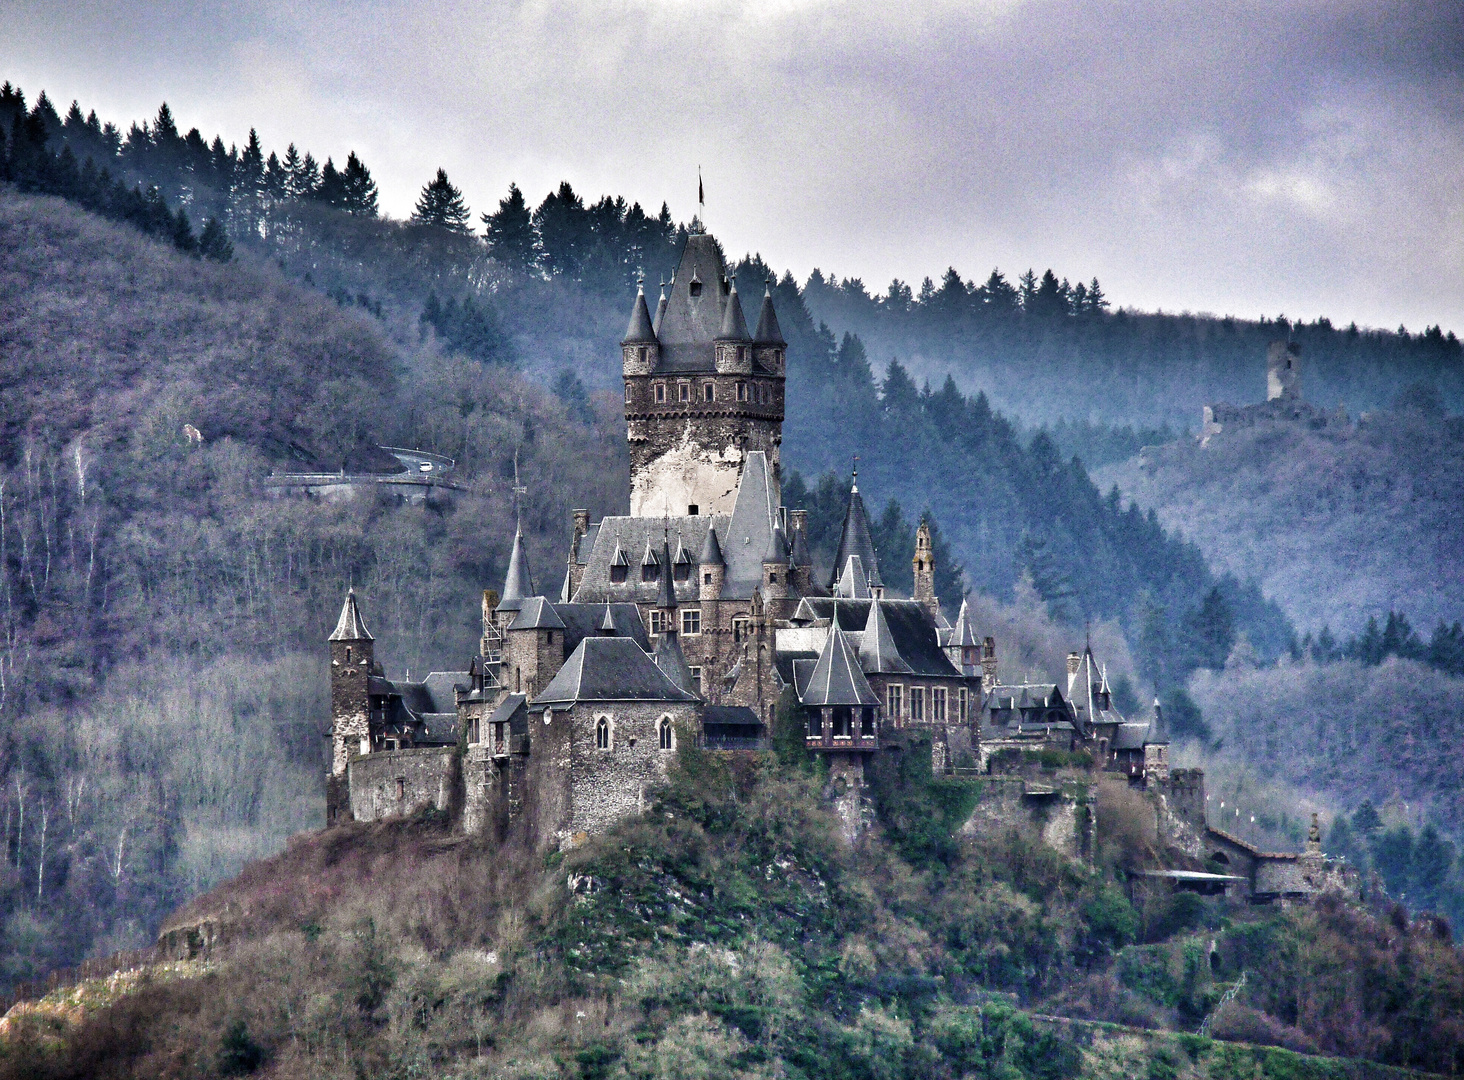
[[4, 0, 1461, 332]]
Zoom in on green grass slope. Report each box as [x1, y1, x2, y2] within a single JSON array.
[[3, 743, 1459, 1079]]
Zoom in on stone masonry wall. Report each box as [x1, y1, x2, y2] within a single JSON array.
[[348, 747, 456, 823]]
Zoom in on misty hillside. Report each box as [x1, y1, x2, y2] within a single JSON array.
[[1094, 406, 1464, 635]]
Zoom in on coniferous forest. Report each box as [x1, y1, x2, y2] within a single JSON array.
[[3, 83, 1464, 1075]]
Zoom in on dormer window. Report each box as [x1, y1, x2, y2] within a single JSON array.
[[610, 564, 628, 584], [689, 277, 702, 298]]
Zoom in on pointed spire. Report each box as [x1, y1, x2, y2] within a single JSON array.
[[790, 523, 811, 568], [653, 278, 669, 335], [830, 470, 883, 591], [754, 281, 785, 345], [329, 587, 373, 641], [609, 531, 631, 569], [653, 621, 699, 697], [1146, 697, 1169, 745], [699, 520, 724, 566], [860, 600, 912, 674], [600, 601, 617, 635], [802, 607, 879, 707], [950, 596, 979, 648], [658, 540, 678, 611], [835, 555, 872, 599], [622, 278, 657, 344], [716, 275, 750, 341], [498, 523, 535, 612], [765, 524, 790, 565]]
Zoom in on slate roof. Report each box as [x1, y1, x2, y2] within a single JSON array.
[[622, 283, 657, 344], [835, 555, 872, 599], [1147, 698, 1168, 745], [498, 525, 535, 612], [486, 693, 528, 733], [550, 602, 650, 652], [798, 621, 879, 707], [329, 588, 374, 641], [416, 713, 459, 746], [859, 600, 914, 674], [653, 628, 699, 698], [829, 477, 883, 591], [703, 704, 761, 729], [698, 520, 724, 565], [535, 636, 699, 705], [652, 232, 730, 373], [421, 671, 470, 712], [1110, 722, 1150, 750], [1065, 644, 1126, 732], [652, 282, 668, 336], [573, 452, 777, 603], [717, 279, 750, 340], [794, 598, 963, 679], [753, 285, 785, 345], [508, 596, 567, 631]]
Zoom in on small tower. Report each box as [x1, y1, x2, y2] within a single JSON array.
[[788, 509, 813, 594], [328, 587, 374, 824], [913, 519, 937, 617], [622, 279, 658, 377], [830, 466, 884, 598], [1143, 697, 1170, 786], [714, 275, 752, 375], [698, 521, 725, 601], [752, 280, 786, 376], [1267, 340, 1301, 402], [762, 523, 792, 604], [981, 636, 999, 690]]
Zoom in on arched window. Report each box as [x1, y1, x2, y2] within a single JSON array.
[[346, 646, 352, 664], [659, 717, 673, 750], [596, 716, 611, 750]]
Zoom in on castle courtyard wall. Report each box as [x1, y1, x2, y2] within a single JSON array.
[[348, 747, 456, 823]]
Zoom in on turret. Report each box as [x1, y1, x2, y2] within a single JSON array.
[[948, 597, 980, 677], [1143, 697, 1170, 785], [698, 521, 725, 601], [762, 524, 792, 601], [788, 509, 813, 593], [753, 281, 786, 374], [652, 278, 669, 336], [496, 523, 534, 619], [566, 508, 590, 599], [622, 281, 658, 376], [913, 519, 937, 616], [981, 636, 998, 690], [714, 276, 752, 374], [1266, 340, 1301, 402]]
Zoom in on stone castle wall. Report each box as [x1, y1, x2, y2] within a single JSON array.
[[348, 746, 457, 823]]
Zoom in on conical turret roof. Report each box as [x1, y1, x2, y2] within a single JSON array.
[[950, 597, 979, 648], [1145, 698, 1169, 745], [652, 280, 669, 335], [497, 524, 535, 612], [830, 472, 883, 591], [835, 555, 873, 599], [653, 625, 699, 698], [622, 282, 657, 344], [600, 602, 617, 634], [329, 587, 374, 641], [753, 283, 785, 345], [859, 600, 912, 674], [764, 525, 790, 564], [699, 521, 724, 566], [791, 524, 811, 568], [717, 277, 750, 341], [802, 619, 880, 707]]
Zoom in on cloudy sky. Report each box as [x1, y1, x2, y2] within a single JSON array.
[[6, 0, 1462, 332]]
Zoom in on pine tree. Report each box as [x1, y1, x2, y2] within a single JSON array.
[[412, 167, 471, 233], [316, 157, 346, 206], [281, 144, 303, 198], [1017, 269, 1037, 311], [264, 151, 288, 198], [340, 152, 378, 216], [198, 217, 233, 262], [482, 183, 536, 269], [1086, 277, 1108, 313]]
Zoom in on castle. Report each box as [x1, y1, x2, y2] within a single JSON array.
[[324, 225, 1354, 902], [1200, 340, 1348, 445]]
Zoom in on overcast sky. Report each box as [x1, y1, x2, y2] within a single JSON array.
[[5, 0, 1462, 333]]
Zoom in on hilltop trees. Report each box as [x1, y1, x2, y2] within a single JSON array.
[[411, 167, 471, 232]]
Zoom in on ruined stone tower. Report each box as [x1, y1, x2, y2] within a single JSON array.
[[913, 519, 937, 617], [622, 230, 786, 518], [327, 588, 374, 823], [1267, 340, 1302, 402]]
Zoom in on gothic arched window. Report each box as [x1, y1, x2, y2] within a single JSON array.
[[659, 717, 673, 750], [596, 716, 611, 750]]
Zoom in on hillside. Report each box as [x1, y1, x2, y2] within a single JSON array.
[[4, 753, 1462, 1079], [1094, 407, 1464, 635]]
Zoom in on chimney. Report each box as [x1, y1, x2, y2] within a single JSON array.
[[1066, 651, 1082, 695], [981, 636, 998, 692]]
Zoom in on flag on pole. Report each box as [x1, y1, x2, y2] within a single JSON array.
[[698, 170, 704, 210]]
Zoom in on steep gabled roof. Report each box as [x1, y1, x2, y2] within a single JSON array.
[[329, 588, 373, 641], [1146, 698, 1169, 745], [535, 636, 698, 705], [830, 475, 883, 591], [653, 627, 699, 698], [800, 619, 880, 707], [790, 524, 811, 568], [794, 598, 961, 678], [753, 284, 785, 345], [498, 525, 535, 612], [765, 524, 790, 564], [622, 282, 657, 344], [949, 597, 979, 648], [652, 232, 731, 372], [835, 555, 872, 599], [859, 601, 913, 674]]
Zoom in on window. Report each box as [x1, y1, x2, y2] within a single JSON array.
[[767, 571, 778, 585], [759, 383, 768, 404], [888, 684, 903, 720], [733, 617, 750, 642], [832, 707, 852, 738], [649, 610, 668, 635], [638, 345, 647, 362], [704, 383, 714, 402], [736, 381, 748, 402], [515, 667, 522, 693], [737, 346, 747, 363], [345, 646, 352, 663], [469, 716, 480, 743], [807, 711, 823, 737], [678, 382, 690, 402], [654, 383, 666, 403], [682, 608, 701, 635], [674, 560, 691, 582], [910, 687, 925, 721], [958, 687, 968, 721], [687, 503, 699, 516], [625, 383, 632, 403], [659, 717, 674, 749], [642, 562, 658, 582], [690, 279, 703, 297], [688, 666, 702, 694], [596, 716, 611, 750], [395, 777, 406, 799], [703, 571, 713, 585], [861, 708, 875, 736], [610, 564, 628, 584], [932, 686, 947, 722]]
